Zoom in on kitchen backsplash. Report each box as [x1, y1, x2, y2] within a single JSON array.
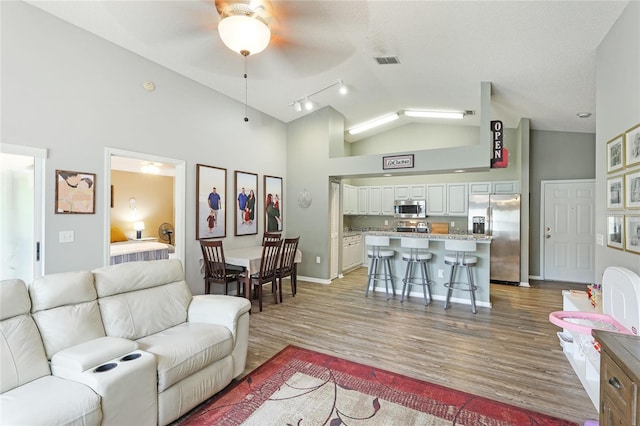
[[345, 215, 469, 233]]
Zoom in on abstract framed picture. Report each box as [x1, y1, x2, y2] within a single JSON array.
[[625, 169, 640, 209], [625, 215, 640, 254], [196, 164, 226, 240], [606, 134, 624, 174], [55, 170, 96, 214], [235, 171, 258, 236], [264, 175, 283, 233], [606, 214, 624, 250], [606, 176, 623, 209], [625, 123, 640, 168]]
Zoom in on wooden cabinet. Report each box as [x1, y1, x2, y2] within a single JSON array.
[[426, 183, 468, 216], [594, 330, 640, 426], [395, 184, 426, 200], [342, 234, 363, 271]]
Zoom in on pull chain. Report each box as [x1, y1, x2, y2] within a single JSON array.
[[242, 50, 249, 122]]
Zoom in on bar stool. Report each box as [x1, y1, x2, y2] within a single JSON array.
[[400, 238, 433, 305], [365, 235, 395, 299], [443, 240, 479, 314]]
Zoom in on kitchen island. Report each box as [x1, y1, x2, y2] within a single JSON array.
[[363, 231, 492, 309]]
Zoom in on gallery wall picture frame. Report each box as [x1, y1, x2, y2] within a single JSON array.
[[625, 123, 640, 168], [606, 134, 624, 174], [264, 175, 283, 233], [625, 169, 640, 209], [624, 215, 640, 254], [55, 170, 96, 214], [196, 164, 227, 240], [607, 176, 624, 209], [606, 214, 624, 250], [235, 170, 258, 236]]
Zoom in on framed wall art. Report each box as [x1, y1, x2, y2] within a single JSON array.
[[625, 123, 640, 168], [625, 169, 640, 209], [235, 171, 258, 236], [264, 175, 283, 233], [55, 170, 96, 214], [196, 164, 226, 239], [625, 215, 640, 254], [606, 134, 624, 174], [606, 215, 624, 250], [606, 176, 623, 209]]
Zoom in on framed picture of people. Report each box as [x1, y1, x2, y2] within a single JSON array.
[[625, 215, 640, 255], [606, 134, 624, 174], [196, 164, 226, 239], [625, 169, 640, 209], [625, 123, 640, 168], [55, 170, 96, 214], [235, 171, 258, 236], [264, 175, 283, 233]]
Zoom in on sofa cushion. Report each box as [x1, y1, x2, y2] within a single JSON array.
[[93, 259, 185, 297], [29, 270, 97, 312], [136, 322, 234, 392], [0, 279, 31, 320], [0, 375, 102, 426]]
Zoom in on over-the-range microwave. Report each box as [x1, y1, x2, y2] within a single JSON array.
[[394, 200, 426, 218]]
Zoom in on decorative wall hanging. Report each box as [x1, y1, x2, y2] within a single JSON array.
[[196, 164, 227, 240], [264, 175, 283, 232], [235, 170, 258, 236], [624, 123, 640, 168], [606, 134, 624, 174], [606, 214, 624, 250], [55, 169, 96, 214], [625, 169, 640, 209], [624, 215, 640, 254]]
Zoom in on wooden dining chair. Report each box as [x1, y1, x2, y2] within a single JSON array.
[[244, 239, 282, 312], [200, 239, 244, 295], [277, 237, 300, 302], [262, 232, 281, 245]]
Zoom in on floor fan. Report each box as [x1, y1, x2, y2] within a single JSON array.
[[158, 223, 174, 245]]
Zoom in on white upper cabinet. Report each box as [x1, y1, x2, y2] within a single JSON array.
[[357, 186, 369, 215], [381, 186, 395, 215], [427, 183, 468, 216], [394, 184, 426, 200], [342, 184, 357, 215], [368, 185, 394, 215], [469, 182, 492, 195], [492, 181, 520, 194]]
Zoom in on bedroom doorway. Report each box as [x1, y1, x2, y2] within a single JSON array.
[[104, 148, 186, 266]]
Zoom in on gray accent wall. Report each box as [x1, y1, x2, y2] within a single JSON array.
[[528, 130, 596, 277]]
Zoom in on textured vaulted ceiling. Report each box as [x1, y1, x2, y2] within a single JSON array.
[[25, 1, 629, 141]]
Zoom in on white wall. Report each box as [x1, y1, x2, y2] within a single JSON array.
[[1, 2, 288, 292], [595, 1, 640, 280]]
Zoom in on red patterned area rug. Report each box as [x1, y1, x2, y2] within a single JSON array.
[[178, 345, 577, 425]]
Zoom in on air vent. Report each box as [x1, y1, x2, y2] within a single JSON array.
[[374, 56, 400, 65]]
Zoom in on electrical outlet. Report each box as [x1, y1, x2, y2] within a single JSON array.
[[437, 269, 444, 278], [316, 256, 321, 264], [384, 220, 388, 226], [450, 221, 455, 228], [59, 231, 74, 243]]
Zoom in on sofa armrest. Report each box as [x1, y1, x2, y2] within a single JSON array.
[[51, 336, 138, 377], [188, 295, 251, 333]]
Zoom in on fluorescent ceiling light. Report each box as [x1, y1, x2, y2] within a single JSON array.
[[348, 113, 399, 135], [404, 110, 464, 119]]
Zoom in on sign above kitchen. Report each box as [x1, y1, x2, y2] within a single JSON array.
[[491, 120, 508, 168], [383, 154, 414, 170]]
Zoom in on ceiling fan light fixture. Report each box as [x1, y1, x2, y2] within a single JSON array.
[[404, 110, 465, 119], [348, 113, 399, 135], [218, 14, 271, 56]]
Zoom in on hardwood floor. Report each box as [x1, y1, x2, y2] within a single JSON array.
[[244, 267, 598, 424]]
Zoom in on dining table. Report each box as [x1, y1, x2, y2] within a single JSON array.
[[224, 245, 302, 304]]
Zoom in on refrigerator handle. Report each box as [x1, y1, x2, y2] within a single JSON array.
[[487, 206, 492, 235]]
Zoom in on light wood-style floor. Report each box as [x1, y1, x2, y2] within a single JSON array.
[[243, 267, 599, 424]]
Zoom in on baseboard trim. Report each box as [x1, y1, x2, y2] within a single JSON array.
[[529, 275, 543, 280], [297, 275, 331, 285]]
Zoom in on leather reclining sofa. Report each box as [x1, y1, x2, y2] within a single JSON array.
[[0, 259, 251, 425]]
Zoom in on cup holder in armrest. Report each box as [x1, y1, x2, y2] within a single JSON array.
[[94, 363, 117, 373], [120, 353, 142, 362]]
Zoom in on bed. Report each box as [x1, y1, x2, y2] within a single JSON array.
[[109, 226, 174, 265]]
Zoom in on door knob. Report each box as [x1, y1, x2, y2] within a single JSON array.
[[545, 234, 551, 239]]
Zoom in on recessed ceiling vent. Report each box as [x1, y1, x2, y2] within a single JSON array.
[[374, 56, 400, 65]]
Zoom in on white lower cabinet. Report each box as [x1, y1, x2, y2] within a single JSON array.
[[342, 234, 363, 271]]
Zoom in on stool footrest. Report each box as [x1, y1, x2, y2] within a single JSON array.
[[444, 281, 478, 291]]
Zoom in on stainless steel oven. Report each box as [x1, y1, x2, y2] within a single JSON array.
[[393, 200, 426, 218]]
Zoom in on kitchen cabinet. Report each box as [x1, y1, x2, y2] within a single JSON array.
[[342, 234, 363, 271], [492, 181, 519, 194], [357, 187, 369, 215], [368, 186, 395, 215], [343, 184, 357, 215], [469, 182, 492, 194], [395, 184, 426, 200], [594, 330, 640, 426], [426, 183, 468, 216]]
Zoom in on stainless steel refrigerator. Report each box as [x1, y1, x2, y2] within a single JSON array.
[[468, 194, 521, 285]]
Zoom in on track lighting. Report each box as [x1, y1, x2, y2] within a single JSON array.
[[289, 80, 348, 113]]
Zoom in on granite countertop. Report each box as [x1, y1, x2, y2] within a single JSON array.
[[363, 230, 492, 242]]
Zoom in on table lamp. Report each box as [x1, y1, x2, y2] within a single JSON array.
[[133, 221, 145, 239]]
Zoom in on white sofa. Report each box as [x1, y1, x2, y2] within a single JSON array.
[[1, 259, 251, 426]]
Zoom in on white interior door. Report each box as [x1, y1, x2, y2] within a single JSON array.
[[330, 182, 339, 279], [0, 144, 46, 282], [542, 180, 595, 283]]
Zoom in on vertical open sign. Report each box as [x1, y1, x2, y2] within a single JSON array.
[[491, 120, 507, 168]]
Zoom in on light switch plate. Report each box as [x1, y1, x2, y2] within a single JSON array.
[[596, 234, 604, 246], [59, 230, 74, 243]]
